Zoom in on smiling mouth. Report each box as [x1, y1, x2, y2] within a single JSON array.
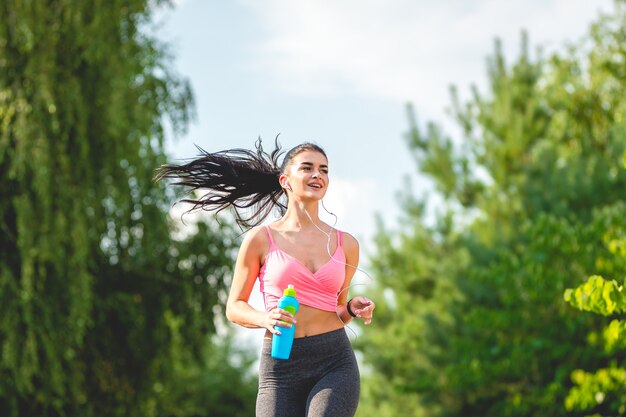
[[308, 184, 323, 189]]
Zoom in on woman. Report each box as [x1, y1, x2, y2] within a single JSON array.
[[156, 140, 375, 417]]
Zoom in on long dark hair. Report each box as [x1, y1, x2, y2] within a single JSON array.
[[154, 138, 327, 228]]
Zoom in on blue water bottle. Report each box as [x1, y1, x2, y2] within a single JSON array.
[[271, 284, 300, 360]]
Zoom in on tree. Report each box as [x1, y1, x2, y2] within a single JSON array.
[[0, 2, 255, 416], [564, 274, 626, 416], [563, 157, 626, 417], [357, 3, 626, 416]]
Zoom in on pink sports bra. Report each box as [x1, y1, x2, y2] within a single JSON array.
[[258, 226, 346, 312]]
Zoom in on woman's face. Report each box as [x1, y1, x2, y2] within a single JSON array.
[[281, 150, 329, 200]]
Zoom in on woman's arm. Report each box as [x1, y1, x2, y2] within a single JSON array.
[[225, 227, 295, 334], [337, 232, 375, 325]]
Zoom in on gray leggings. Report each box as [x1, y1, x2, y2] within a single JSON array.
[[256, 328, 360, 417]]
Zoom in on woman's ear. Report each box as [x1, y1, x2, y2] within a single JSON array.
[[279, 175, 292, 191]]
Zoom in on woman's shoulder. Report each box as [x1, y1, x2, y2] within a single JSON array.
[[338, 229, 359, 251], [240, 225, 271, 251]]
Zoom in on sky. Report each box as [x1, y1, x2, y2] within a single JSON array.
[[154, 0, 615, 347], [157, 0, 614, 255]]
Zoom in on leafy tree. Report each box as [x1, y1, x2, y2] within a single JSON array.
[[157, 331, 258, 417], [0, 2, 255, 416], [563, 268, 626, 417], [358, 3, 626, 417], [563, 158, 626, 417]]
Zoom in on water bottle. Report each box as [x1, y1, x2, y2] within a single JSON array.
[[271, 284, 300, 360]]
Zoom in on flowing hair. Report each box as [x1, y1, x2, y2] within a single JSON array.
[[154, 138, 327, 228]]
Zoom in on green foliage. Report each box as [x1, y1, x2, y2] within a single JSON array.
[[358, 4, 626, 417], [563, 233, 626, 415], [0, 1, 256, 416], [602, 319, 626, 352], [155, 328, 258, 417], [564, 276, 626, 316], [565, 367, 626, 416]]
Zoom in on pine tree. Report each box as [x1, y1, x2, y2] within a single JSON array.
[[358, 3, 626, 416]]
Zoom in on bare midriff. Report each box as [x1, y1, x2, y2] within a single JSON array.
[[264, 304, 344, 339]]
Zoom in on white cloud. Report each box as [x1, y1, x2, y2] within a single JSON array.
[[242, 0, 614, 117], [169, 0, 189, 7], [320, 176, 378, 242]]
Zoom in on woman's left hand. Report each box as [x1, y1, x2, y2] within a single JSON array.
[[349, 296, 376, 325]]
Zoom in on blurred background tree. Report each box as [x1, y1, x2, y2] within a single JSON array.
[[564, 273, 626, 416], [562, 151, 626, 416], [357, 2, 626, 416], [0, 1, 256, 416]]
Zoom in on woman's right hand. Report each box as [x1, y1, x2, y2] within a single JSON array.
[[263, 308, 296, 335]]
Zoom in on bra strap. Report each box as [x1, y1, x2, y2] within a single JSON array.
[[336, 229, 343, 246], [265, 226, 276, 248]]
